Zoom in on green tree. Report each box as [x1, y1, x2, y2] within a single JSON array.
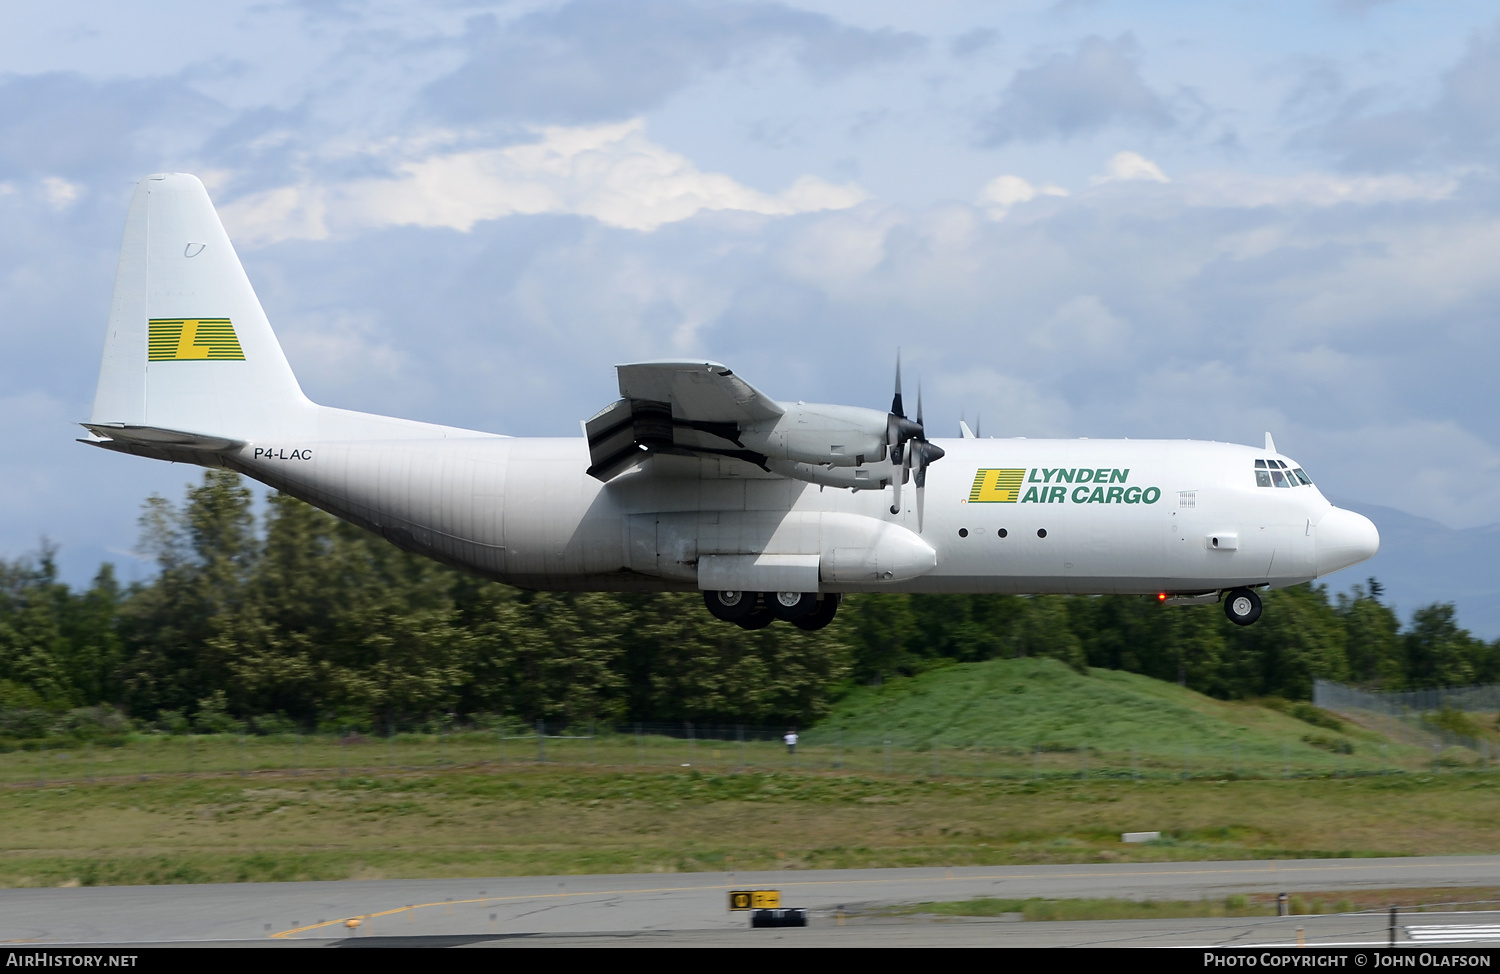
[[615, 593, 852, 725], [463, 587, 626, 726], [1336, 580, 1404, 688], [844, 593, 919, 682], [1404, 604, 1484, 688], [1221, 585, 1347, 700], [227, 491, 470, 729], [1007, 596, 1087, 673], [0, 545, 74, 708], [119, 470, 256, 721]]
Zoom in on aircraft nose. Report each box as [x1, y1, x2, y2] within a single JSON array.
[[1316, 507, 1380, 575]]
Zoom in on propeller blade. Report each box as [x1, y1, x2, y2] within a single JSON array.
[[887, 360, 925, 464], [889, 445, 911, 515], [891, 349, 905, 419], [912, 432, 944, 533]]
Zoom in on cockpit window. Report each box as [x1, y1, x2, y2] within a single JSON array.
[[1256, 459, 1313, 487]]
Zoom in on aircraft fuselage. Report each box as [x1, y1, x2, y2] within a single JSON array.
[[225, 432, 1371, 597]]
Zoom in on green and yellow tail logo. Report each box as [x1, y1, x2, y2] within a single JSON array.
[[969, 468, 1026, 503], [148, 318, 245, 361]]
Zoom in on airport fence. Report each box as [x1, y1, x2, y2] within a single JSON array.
[[1314, 679, 1500, 716], [1315, 678, 1500, 749], [0, 714, 1491, 786]]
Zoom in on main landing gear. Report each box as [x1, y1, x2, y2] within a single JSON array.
[[703, 591, 842, 631]]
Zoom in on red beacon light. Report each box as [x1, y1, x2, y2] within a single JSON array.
[[1157, 592, 1168, 603]]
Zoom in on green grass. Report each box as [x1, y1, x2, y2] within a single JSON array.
[[894, 887, 1500, 921], [0, 659, 1482, 786], [887, 895, 1274, 921], [811, 658, 1434, 775], [2, 660, 1497, 889], [5, 764, 1500, 888]]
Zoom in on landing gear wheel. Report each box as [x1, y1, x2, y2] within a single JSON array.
[[735, 601, 774, 630], [793, 594, 842, 631], [1223, 587, 1262, 626], [767, 591, 818, 621], [704, 590, 754, 622]]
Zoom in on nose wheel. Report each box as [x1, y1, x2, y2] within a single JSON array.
[[1223, 588, 1262, 626]]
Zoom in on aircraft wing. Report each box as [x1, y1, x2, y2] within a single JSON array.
[[584, 361, 785, 481], [616, 361, 784, 424]]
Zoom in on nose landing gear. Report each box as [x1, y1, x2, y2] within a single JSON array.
[[1223, 587, 1263, 626]]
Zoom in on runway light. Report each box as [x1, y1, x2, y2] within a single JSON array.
[[1157, 592, 1168, 602]]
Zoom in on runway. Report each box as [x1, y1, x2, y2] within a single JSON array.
[[4, 856, 1498, 948]]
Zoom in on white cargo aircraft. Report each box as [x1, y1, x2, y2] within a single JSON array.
[[82, 174, 1379, 631]]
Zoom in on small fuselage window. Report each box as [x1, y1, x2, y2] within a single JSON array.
[[1255, 458, 1312, 488]]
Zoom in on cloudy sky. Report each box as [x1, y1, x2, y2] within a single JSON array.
[[5, 1, 1500, 623]]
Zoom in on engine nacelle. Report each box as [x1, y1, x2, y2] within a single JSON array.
[[739, 403, 889, 467], [765, 457, 895, 490]]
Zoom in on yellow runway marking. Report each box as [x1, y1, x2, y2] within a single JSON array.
[[270, 859, 1492, 939]]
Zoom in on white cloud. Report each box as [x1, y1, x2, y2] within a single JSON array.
[[278, 310, 407, 401], [979, 35, 1173, 146], [1030, 294, 1131, 356], [936, 367, 1074, 438], [41, 176, 81, 209], [224, 184, 331, 245], [220, 120, 866, 245], [1179, 170, 1461, 208], [978, 174, 1068, 220], [1089, 151, 1169, 185], [775, 206, 900, 290]]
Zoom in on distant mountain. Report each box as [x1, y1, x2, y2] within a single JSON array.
[[1327, 497, 1500, 640]]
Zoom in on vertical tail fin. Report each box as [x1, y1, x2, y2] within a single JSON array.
[[90, 173, 309, 439]]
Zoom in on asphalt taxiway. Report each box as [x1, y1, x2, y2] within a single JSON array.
[[4, 856, 1498, 947]]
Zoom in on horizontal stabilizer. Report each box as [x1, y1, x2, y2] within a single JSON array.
[[79, 423, 245, 465]]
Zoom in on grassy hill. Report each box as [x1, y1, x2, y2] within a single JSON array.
[[806, 658, 1436, 777]]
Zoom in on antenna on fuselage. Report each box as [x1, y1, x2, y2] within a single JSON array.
[[1264, 432, 1276, 453]]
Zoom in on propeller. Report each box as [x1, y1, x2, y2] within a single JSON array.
[[889, 435, 911, 515], [887, 352, 922, 468], [884, 354, 945, 528], [910, 384, 945, 532]]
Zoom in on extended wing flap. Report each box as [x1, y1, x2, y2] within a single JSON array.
[[583, 399, 652, 481], [585, 362, 786, 482]]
